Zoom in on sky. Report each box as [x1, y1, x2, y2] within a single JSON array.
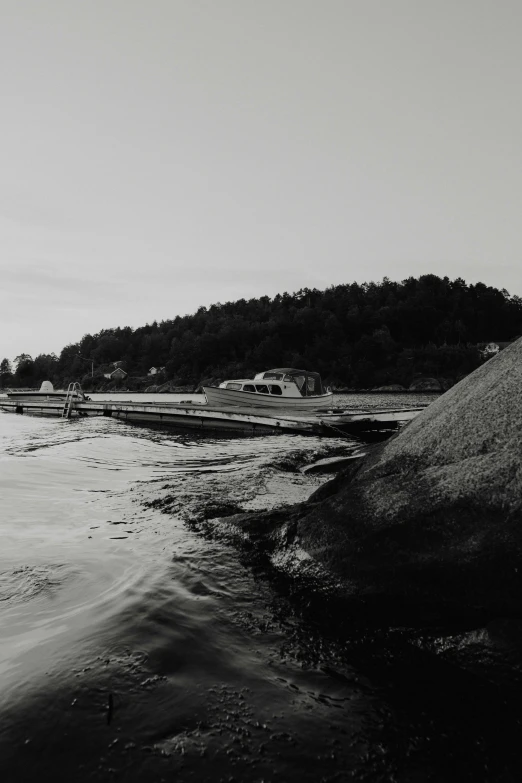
[[1, 0, 521, 362]]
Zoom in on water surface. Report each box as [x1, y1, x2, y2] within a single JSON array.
[[1, 395, 516, 782]]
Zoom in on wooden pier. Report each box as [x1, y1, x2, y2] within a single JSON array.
[[0, 396, 426, 436]]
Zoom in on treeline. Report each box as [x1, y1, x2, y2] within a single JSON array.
[[2, 275, 521, 391]]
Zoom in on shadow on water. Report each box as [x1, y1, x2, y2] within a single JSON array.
[[3, 549, 521, 782], [0, 541, 371, 783], [236, 552, 522, 783]]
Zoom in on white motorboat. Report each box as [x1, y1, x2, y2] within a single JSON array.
[[203, 368, 333, 410], [5, 380, 87, 402]]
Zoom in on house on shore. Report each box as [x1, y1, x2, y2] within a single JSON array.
[[480, 342, 500, 358], [103, 367, 128, 381], [148, 366, 166, 376], [477, 340, 518, 360]]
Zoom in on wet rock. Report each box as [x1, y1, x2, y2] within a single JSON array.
[[302, 453, 367, 475], [306, 338, 522, 621], [268, 446, 357, 474], [197, 502, 245, 521]]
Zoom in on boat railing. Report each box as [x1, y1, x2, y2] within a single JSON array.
[[5, 387, 35, 393]]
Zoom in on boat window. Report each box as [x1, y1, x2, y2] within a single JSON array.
[[243, 384, 255, 392], [283, 374, 293, 382], [255, 384, 269, 394], [269, 385, 282, 395], [225, 382, 242, 390], [307, 376, 318, 394], [263, 372, 284, 380]]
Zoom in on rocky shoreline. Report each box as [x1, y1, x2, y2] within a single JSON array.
[[233, 340, 520, 614], [176, 339, 522, 707], [134, 346, 522, 780]]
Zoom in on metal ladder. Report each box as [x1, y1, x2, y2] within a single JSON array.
[[62, 382, 82, 419]]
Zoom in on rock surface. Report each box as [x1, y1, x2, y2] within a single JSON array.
[[229, 337, 522, 623]]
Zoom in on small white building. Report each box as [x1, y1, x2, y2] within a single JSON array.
[[481, 342, 500, 358], [148, 366, 165, 376], [103, 367, 128, 380]]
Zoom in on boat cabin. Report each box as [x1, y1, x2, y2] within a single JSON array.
[[219, 368, 327, 398]]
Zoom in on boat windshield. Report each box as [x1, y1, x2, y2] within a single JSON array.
[[293, 375, 306, 394], [259, 369, 326, 396]]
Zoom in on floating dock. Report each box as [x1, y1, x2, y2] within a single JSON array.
[[0, 396, 426, 436]]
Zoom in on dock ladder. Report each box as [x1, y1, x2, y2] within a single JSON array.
[[62, 382, 83, 419]]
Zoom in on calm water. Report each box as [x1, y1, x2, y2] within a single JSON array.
[[2, 392, 515, 782]]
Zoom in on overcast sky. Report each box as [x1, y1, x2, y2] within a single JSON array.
[[1, 0, 521, 362]]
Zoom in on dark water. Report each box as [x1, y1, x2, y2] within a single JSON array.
[[1, 395, 519, 782]]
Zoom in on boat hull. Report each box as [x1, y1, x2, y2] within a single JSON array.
[[6, 392, 83, 402], [203, 386, 333, 410]]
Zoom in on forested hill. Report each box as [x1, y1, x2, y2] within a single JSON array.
[[3, 275, 522, 391]]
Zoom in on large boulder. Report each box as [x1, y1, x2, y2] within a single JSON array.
[[244, 338, 522, 622]]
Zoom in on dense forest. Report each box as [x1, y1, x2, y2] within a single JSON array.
[[2, 275, 521, 392]]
